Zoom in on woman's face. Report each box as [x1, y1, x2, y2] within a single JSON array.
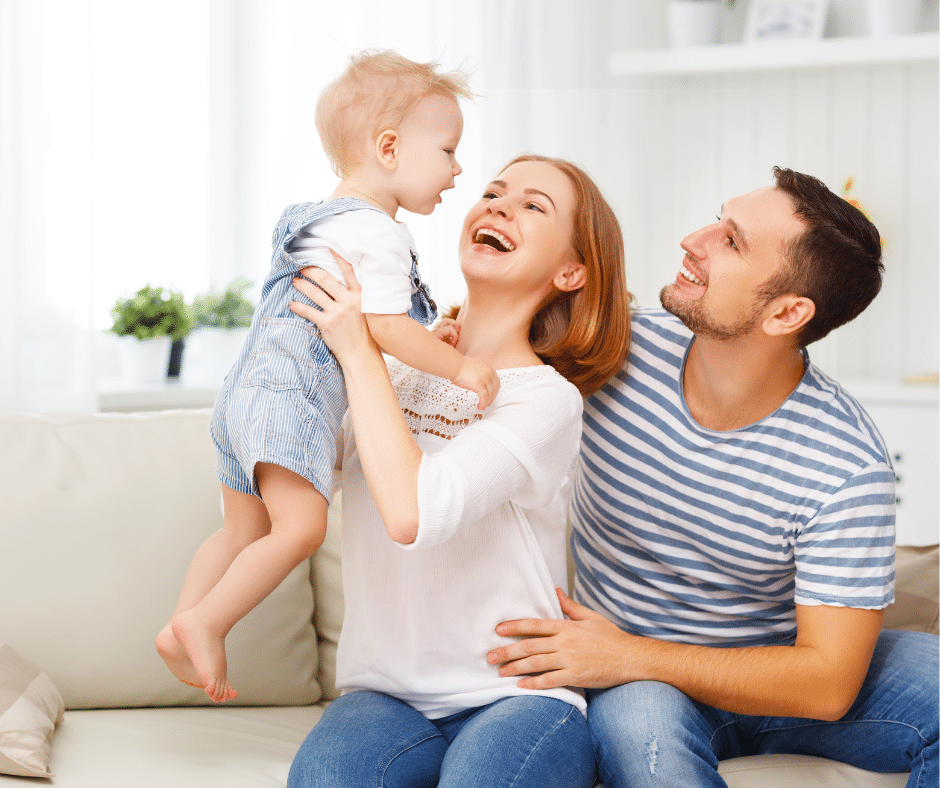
[[458, 160, 581, 299]]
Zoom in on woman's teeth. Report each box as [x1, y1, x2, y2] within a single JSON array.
[[474, 228, 515, 252], [680, 265, 705, 286]]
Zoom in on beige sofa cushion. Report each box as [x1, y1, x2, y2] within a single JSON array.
[[883, 545, 940, 634], [0, 411, 320, 709], [313, 490, 345, 702], [47, 705, 324, 787], [719, 753, 907, 787]]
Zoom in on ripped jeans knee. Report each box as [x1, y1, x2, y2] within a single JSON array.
[[586, 682, 728, 788]]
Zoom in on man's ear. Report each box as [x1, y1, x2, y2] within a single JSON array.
[[762, 294, 815, 338], [554, 260, 587, 293], [375, 129, 399, 170]]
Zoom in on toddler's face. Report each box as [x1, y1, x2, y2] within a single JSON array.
[[392, 93, 464, 215]]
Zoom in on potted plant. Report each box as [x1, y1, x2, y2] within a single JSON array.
[[668, 0, 736, 48], [190, 277, 255, 330], [182, 278, 255, 386], [109, 285, 193, 386]]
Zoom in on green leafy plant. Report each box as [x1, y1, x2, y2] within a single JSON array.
[[109, 285, 193, 341], [191, 278, 255, 330]]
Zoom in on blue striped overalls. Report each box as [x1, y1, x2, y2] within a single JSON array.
[[210, 199, 437, 499]]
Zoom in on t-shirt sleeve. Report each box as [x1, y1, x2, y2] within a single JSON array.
[[321, 211, 414, 315], [405, 377, 584, 549], [794, 462, 896, 609]]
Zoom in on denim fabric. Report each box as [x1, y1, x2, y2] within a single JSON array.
[[587, 629, 938, 788], [211, 199, 437, 499], [287, 691, 597, 788]]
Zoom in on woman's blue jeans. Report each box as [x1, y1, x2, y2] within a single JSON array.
[[287, 691, 596, 788], [587, 629, 938, 788]]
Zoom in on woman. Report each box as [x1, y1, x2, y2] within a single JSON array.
[[287, 154, 632, 788]]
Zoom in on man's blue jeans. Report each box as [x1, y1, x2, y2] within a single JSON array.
[[587, 629, 938, 788], [287, 690, 596, 788]]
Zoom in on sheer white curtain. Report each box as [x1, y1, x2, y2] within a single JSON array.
[[1, 0, 610, 413], [1, 0, 92, 412]]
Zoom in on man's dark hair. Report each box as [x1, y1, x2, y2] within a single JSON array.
[[760, 166, 883, 347]]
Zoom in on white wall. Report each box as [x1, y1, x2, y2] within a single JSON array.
[[477, 0, 939, 384]]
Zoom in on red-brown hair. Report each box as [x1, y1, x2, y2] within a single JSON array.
[[448, 154, 633, 396]]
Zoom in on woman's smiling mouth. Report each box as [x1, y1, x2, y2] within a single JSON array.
[[473, 227, 516, 252]]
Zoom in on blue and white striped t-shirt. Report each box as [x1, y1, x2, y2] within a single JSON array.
[[571, 307, 896, 648]]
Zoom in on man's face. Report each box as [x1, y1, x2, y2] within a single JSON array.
[[660, 186, 805, 340]]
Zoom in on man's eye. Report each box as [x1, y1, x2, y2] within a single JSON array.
[[482, 191, 498, 200], [728, 236, 738, 250]]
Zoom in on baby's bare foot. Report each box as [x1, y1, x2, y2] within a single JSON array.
[[155, 624, 204, 689], [171, 612, 237, 703]]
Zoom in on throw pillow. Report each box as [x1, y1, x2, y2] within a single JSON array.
[[0, 644, 64, 778]]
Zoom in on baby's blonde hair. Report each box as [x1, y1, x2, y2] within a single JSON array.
[[316, 50, 474, 178]]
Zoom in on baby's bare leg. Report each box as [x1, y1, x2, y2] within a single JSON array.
[[157, 485, 271, 697], [171, 464, 328, 702]]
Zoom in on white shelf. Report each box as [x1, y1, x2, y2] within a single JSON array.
[[96, 382, 219, 413], [843, 379, 939, 406], [610, 32, 939, 76]]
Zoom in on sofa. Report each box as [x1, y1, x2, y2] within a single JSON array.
[[1, 409, 936, 787]]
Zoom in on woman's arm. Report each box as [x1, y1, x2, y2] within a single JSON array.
[[291, 259, 581, 549], [289, 263, 421, 545]]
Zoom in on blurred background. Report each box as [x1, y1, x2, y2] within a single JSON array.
[[1, 0, 937, 413]]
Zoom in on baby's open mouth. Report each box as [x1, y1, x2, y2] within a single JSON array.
[[474, 228, 516, 252]]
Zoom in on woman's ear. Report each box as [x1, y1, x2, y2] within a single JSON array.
[[554, 260, 587, 293], [375, 130, 399, 170], [762, 294, 815, 338]]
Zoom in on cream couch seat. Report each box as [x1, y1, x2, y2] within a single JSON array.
[[1, 409, 932, 787]]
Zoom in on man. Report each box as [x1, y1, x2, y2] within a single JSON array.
[[487, 168, 938, 787]]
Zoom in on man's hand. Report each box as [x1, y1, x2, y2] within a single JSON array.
[[452, 356, 500, 410], [486, 588, 632, 690]]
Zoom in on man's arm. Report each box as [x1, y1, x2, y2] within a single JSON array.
[[488, 588, 883, 721]]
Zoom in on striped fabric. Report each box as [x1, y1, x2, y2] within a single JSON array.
[[211, 199, 437, 500], [571, 307, 896, 648]]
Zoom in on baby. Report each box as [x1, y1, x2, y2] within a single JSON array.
[[156, 50, 498, 702]]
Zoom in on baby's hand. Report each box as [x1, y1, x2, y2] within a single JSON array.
[[434, 318, 460, 346], [452, 357, 500, 410]]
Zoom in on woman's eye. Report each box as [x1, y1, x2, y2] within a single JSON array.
[[727, 236, 738, 250], [481, 191, 498, 200], [524, 201, 545, 213]]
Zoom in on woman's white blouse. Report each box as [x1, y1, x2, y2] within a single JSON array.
[[336, 359, 587, 719]]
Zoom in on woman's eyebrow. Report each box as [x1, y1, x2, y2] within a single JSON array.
[[487, 180, 556, 210], [524, 189, 555, 210]]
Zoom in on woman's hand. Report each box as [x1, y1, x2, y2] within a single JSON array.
[[289, 253, 377, 363]]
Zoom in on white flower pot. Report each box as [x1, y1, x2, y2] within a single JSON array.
[[668, 0, 720, 48], [118, 335, 172, 387], [181, 327, 249, 386], [868, 0, 922, 37]]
